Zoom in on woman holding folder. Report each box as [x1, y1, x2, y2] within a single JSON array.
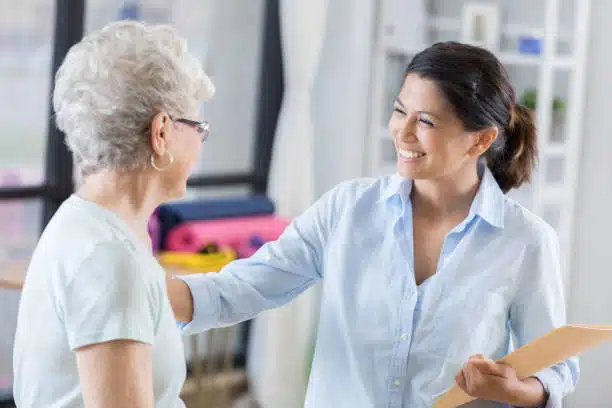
[[168, 42, 578, 407]]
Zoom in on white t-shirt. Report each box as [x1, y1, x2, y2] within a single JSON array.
[[13, 195, 186, 408]]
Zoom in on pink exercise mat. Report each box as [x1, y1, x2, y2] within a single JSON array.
[[165, 215, 290, 257]]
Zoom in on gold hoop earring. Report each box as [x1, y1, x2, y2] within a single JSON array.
[[150, 151, 174, 171]]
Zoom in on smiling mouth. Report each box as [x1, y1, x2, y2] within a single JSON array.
[[398, 148, 426, 160]]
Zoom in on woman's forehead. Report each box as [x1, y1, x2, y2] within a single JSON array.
[[398, 74, 450, 114]]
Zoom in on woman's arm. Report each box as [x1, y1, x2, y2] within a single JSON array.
[[167, 181, 352, 333], [508, 224, 579, 406], [56, 242, 165, 407], [167, 275, 194, 322], [456, 224, 578, 406], [75, 340, 153, 408]]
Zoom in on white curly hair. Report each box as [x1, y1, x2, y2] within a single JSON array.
[[52, 20, 215, 177]]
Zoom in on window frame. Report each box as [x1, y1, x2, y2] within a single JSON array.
[[0, 0, 282, 224]]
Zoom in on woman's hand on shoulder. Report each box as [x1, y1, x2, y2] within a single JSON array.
[[455, 354, 548, 407]]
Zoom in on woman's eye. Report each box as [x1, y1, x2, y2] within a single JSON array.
[[419, 118, 434, 127], [393, 106, 405, 115]]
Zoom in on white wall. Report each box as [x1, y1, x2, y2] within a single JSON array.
[[566, 0, 612, 406]]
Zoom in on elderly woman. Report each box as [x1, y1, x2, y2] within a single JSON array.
[[12, 21, 214, 407]]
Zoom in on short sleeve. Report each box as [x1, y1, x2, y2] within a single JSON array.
[[56, 241, 161, 350]]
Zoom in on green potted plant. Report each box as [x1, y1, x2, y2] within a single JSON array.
[[520, 88, 566, 141], [519, 88, 566, 118]]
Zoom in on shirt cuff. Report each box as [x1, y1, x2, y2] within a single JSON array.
[[173, 274, 219, 336], [534, 368, 563, 408]]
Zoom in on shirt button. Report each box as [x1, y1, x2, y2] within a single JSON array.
[[400, 333, 408, 341], [393, 379, 401, 386]]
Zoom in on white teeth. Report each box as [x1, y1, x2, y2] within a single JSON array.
[[398, 149, 425, 159]]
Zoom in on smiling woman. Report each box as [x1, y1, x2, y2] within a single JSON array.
[[165, 41, 579, 408], [394, 42, 537, 193]]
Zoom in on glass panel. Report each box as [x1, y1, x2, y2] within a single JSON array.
[[0, 199, 42, 398], [84, 0, 265, 177], [189, 1, 264, 176], [0, 1, 55, 187], [558, 0, 576, 57]]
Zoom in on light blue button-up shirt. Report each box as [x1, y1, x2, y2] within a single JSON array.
[[179, 166, 578, 407]]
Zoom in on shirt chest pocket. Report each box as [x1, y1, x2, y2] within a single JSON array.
[[429, 289, 509, 362]]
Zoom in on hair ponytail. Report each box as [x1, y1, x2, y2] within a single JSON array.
[[486, 104, 538, 193]]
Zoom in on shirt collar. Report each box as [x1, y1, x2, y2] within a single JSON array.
[[378, 174, 412, 207], [377, 163, 505, 229], [466, 163, 505, 228]]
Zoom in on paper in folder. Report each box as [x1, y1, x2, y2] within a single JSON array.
[[432, 324, 612, 408]]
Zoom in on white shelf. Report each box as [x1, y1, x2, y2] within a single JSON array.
[[427, 16, 574, 44], [498, 52, 542, 66], [384, 45, 576, 68], [552, 56, 576, 69], [499, 52, 575, 68]]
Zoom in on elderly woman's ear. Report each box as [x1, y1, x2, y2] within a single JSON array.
[[150, 112, 172, 158]]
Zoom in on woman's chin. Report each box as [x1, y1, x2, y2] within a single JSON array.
[[396, 157, 432, 180], [397, 164, 419, 179]]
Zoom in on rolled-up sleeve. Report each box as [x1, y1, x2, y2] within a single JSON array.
[[509, 224, 580, 407], [176, 184, 344, 335]]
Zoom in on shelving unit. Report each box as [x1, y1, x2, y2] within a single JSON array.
[[366, 0, 591, 293]]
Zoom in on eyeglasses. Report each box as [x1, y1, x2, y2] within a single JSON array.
[[169, 116, 211, 142]]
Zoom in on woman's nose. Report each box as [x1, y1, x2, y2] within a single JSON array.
[[399, 116, 418, 142]]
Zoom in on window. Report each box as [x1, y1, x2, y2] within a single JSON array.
[[0, 1, 55, 266]]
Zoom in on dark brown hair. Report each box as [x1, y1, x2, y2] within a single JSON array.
[[405, 41, 537, 193]]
